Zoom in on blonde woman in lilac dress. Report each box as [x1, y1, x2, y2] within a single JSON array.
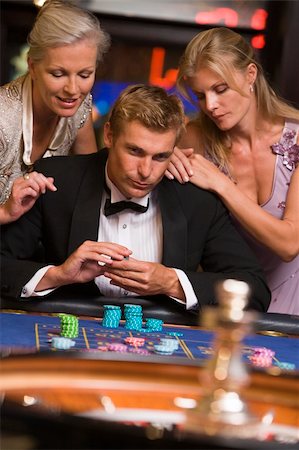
[[167, 27, 299, 315]]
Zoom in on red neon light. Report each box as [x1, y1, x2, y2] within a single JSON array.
[[195, 8, 238, 27], [149, 47, 178, 89], [251, 9, 268, 30], [195, 7, 268, 30], [251, 34, 265, 49]]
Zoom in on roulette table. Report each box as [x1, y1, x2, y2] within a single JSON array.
[[0, 309, 298, 449]]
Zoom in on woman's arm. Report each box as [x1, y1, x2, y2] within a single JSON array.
[[0, 172, 57, 225], [71, 114, 98, 155], [167, 121, 299, 261], [189, 154, 299, 261]]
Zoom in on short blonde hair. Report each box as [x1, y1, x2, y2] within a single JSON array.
[[108, 84, 186, 144], [27, 0, 110, 64]]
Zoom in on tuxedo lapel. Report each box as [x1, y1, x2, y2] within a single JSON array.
[[68, 152, 107, 254], [68, 161, 188, 267], [158, 179, 188, 268]]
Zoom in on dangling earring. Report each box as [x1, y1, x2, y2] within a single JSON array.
[[250, 84, 254, 93]]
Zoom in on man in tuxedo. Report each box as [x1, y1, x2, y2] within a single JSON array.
[[1, 85, 270, 312]]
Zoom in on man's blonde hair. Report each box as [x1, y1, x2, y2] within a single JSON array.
[[108, 84, 186, 144]]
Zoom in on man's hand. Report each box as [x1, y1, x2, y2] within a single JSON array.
[[36, 241, 132, 291], [103, 257, 185, 300], [0, 172, 57, 224]]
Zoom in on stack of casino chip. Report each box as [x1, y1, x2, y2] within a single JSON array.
[[144, 318, 163, 332], [160, 338, 179, 350], [124, 304, 143, 331], [154, 338, 179, 355], [128, 347, 150, 355], [249, 347, 275, 368], [51, 337, 76, 350], [124, 337, 150, 355], [167, 331, 183, 337], [124, 336, 145, 347], [275, 361, 295, 371], [107, 342, 128, 353], [58, 313, 79, 338], [102, 305, 122, 328]]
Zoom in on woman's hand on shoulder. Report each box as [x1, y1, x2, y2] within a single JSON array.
[[188, 154, 228, 193], [165, 146, 194, 183], [165, 119, 209, 183]]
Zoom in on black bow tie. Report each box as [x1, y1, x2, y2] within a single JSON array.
[[104, 197, 149, 217]]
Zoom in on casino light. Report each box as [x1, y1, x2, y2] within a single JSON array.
[[99, 395, 116, 414], [251, 9, 268, 30], [218, 392, 245, 414], [23, 395, 39, 406], [195, 8, 238, 27], [174, 397, 197, 409], [149, 47, 178, 89], [251, 34, 266, 50], [261, 410, 274, 426], [33, 0, 46, 6]]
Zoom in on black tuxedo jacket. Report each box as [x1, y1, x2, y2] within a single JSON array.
[[1, 150, 270, 311]]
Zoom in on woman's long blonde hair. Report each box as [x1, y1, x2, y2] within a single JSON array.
[[177, 27, 299, 169]]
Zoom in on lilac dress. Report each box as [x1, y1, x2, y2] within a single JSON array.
[[233, 121, 299, 315]]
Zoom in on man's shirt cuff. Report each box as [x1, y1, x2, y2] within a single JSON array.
[[171, 268, 198, 309], [21, 265, 55, 297]]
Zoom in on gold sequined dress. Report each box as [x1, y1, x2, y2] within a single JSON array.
[[0, 73, 92, 203]]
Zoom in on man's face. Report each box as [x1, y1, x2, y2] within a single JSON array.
[[104, 120, 176, 199]]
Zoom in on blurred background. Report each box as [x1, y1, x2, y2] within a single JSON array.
[[1, 0, 298, 145]]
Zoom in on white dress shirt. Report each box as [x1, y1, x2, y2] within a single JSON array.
[[22, 170, 198, 309]]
